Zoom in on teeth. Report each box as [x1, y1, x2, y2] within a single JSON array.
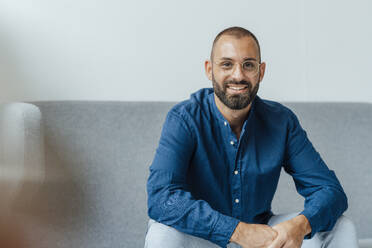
[[229, 86, 246, 90]]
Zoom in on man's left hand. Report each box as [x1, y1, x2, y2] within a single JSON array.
[[267, 214, 311, 248]]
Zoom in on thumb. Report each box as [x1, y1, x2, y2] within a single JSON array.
[[267, 236, 284, 248], [271, 226, 279, 237]]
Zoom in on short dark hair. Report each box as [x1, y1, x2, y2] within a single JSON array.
[[211, 26, 261, 62]]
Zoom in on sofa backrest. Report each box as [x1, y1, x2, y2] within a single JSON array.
[[28, 100, 371, 247]]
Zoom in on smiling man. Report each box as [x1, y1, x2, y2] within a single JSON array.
[[144, 27, 359, 248]]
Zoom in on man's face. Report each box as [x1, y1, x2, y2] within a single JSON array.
[[206, 35, 265, 110]]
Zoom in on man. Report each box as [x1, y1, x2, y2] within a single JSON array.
[[145, 27, 359, 248]]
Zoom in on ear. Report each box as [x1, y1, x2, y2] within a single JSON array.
[[204, 60, 212, 81], [258, 62, 266, 83]]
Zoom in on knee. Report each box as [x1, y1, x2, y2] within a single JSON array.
[[337, 215, 356, 229], [144, 219, 185, 248], [335, 215, 357, 232]]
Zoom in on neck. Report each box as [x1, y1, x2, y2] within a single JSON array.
[[214, 93, 252, 133]]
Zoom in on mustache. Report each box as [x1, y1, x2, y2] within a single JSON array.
[[224, 80, 251, 86]]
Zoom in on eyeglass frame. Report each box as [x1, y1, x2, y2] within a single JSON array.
[[212, 59, 262, 76]]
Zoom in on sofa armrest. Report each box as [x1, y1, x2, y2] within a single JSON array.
[[0, 102, 45, 213]]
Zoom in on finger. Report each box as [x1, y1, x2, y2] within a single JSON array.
[[282, 240, 302, 248], [267, 237, 285, 248], [271, 229, 279, 238], [269, 226, 279, 237], [282, 242, 297, 248]]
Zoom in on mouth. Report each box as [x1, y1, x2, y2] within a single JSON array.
[[226, 84, 249, 94]]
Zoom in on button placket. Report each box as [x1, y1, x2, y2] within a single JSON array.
[[232, 146, 242, 218], [223, 119, 242, 217]]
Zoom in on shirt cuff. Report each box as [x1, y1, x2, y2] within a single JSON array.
[[210, 213, 240, 248], [298, 207, 320, 239]]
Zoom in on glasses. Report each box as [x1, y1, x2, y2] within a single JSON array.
[[214, 60, 261, 76]]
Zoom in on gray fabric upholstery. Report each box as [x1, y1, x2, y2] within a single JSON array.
[[1, 100, 371, 247], [360, 239, 372, 248], [30, 101, 170, 248]]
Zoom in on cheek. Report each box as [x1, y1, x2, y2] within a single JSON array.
[[248, 73, 260, 84], [213, 71, 227, 84], [256, 74, 263, 83]]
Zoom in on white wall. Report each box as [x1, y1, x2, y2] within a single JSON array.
[[0, 0, 371, 102]]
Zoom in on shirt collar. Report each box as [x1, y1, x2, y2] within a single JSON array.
[[208, 90, 259, 132]]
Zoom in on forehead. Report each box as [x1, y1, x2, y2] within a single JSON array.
[[213, 35, 259, 61]]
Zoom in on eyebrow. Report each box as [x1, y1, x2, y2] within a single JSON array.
[[219, 57, 258, 61]]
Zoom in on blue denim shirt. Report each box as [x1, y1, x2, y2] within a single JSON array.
[[146, 88, 348, 247]]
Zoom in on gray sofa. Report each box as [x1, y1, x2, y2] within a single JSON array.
[[0, 100, 371, 248]]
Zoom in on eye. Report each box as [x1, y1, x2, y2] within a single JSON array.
[[242, 61, 255, 69], [220, 61, 233, 69]]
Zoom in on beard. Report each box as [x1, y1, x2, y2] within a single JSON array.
[[212, 73, 259, 110]]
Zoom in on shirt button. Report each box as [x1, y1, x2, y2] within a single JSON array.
[[224, 121, 227, 126], [235, 199, 239, 203], [230, 141, 234, 145], [234, 170, 238, 175]]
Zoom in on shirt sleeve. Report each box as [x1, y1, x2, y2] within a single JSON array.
[[283, 109, 348, 239], [146, 109, 240, 247]]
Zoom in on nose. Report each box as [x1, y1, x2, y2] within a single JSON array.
[[231, 63, 244, 82]]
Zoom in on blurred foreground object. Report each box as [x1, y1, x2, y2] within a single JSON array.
[[0, 214, 27, 248], [0, 103, 45, 247]]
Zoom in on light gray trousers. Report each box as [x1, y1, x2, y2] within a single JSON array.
[[144, 212, 359, 248]]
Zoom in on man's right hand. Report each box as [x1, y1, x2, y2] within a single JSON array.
[[230, 222, 278, 248]]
